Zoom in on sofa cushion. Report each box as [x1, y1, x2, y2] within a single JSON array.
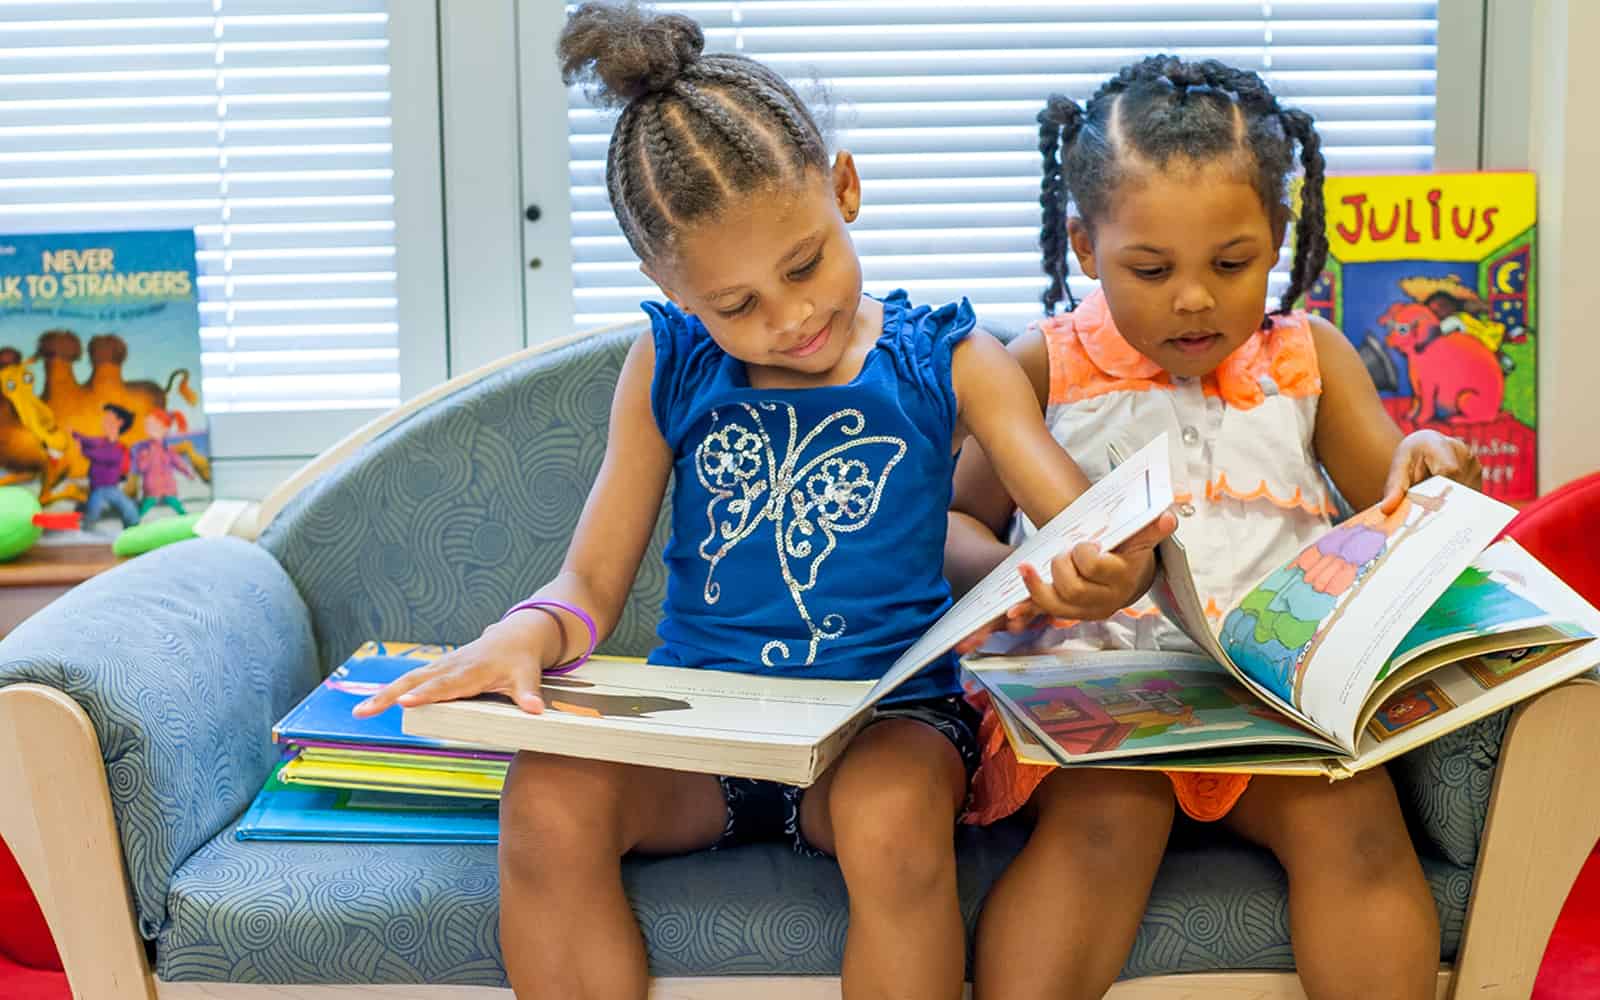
[[157, 821, 1472, 985]]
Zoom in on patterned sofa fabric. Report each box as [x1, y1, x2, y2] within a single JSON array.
[[0, 537, 318, 937], [259, 328, 668, 674], [158, 819, 1472, 984]]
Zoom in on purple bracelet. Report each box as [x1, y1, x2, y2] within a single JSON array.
[[500, 598, 597, 676]]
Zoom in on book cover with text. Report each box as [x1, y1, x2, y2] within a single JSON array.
[[0, 229, 210, 530], [1305, 172, 1536, 501]]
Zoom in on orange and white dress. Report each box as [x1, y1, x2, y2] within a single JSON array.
[[963, 289, 1337, 825]]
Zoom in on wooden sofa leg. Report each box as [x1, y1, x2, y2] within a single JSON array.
[[0, 683, 157, 1000], [1452, 678, 1600, 999]]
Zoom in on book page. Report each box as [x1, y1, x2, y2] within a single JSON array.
[[1213, 478, 1517, 750], [1377, 541, 1585, 679], [966, 650, 1342, 765], [1345, 540, 1600, 768], [859, 433, 1175, 706], [1147, 532, 1328, 736]]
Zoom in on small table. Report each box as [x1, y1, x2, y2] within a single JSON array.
[[0, 543, 121, 637]]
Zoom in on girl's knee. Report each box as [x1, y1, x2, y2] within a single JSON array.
[[1252, 775, 1421, 884], [829, 774, 960, 895], [500, 752, 634, 861], [1033, 769, 1175, 852], [1301, 814, 1421, 886]]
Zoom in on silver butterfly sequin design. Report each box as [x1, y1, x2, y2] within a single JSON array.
[[695, 401, 907, 667]]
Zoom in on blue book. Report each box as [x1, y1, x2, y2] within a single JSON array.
[[274, 640, 505, 757], [236, 760, 499, 844]]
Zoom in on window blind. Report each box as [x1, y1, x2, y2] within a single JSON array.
[[567, 0, 1439, 329], [0, 0, 401, 417]]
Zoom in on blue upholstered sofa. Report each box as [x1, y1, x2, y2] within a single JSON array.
[[2, 320, 1597, 999]]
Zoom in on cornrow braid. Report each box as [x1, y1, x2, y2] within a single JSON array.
[[1037, 94, 1082, 314], [693, 57, 829, 171], [1043, 55, 1327, 322], [1276, 107, 1328, 318], [559, 2, 831, 265]]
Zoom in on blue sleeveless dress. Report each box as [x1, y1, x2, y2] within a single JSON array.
[[647, 290, 972, 704]]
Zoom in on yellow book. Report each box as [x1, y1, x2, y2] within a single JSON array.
[[279, 756, 505, 799], [296, 746, 510, 777]]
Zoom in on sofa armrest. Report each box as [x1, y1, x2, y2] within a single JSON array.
[[0, 537, 318, 938], [1453, 678, 1600, 996]]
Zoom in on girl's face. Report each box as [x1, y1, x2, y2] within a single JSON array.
[[145, 413, 166, 439], [645, 153, 869, 384], [1069, 158, 1284, 378]]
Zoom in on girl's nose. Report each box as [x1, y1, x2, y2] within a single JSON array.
[[1173, 282, 1215, 315], [772, 296, 815, 337]]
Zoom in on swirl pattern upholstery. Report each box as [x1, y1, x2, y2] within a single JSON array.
[[155, 820, 1472, 984], [0, 318, 1496, 984]]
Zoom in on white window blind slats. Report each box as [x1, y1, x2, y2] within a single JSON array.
[[0, 1, 401, 418], [568, 1, 1439, 328]]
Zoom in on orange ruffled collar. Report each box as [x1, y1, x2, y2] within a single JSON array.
[[1063, 289, 1319, 410]]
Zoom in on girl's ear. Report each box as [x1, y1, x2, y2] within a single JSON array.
[[831, 150, 861, 223], [1067, 218, 1098, 280]]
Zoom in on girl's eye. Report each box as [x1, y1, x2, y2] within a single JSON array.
[[1131, 266, 1167, 280], [789, 252, 823, 280], [1216, 258, 1251, 272], [717, 298, 755, 319]]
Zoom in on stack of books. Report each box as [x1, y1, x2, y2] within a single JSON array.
[[236, 641, 511, 844]]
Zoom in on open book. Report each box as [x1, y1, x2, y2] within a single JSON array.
[[967, 476, 1600, 778], [399, 435, 1178, 785]]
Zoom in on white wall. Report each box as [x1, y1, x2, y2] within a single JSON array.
[[1483, 0, 1600, 493]]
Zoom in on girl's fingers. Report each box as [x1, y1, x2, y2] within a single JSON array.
[[1019, 563, 1069, 617], [352, 664, 446, 717], [397, 663, 495, 708], [1024, 559, 1116, 620], [1114, 512, 1177, 555], [510, 669, 545, 715], [1381, 449, 1421, 513]]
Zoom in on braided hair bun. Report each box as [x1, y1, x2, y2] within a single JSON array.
[[559, 1, 705, 106]]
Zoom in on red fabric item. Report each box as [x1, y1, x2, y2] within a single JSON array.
[[1501, 470, 1600, 605], [0, 839, 60, 973], [1535, 845, 1600, 1000], [0, 955, 67, 1000]]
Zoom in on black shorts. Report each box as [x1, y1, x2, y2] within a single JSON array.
[[712, 694, 981, 857]]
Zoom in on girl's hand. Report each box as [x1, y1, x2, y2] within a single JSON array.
[[954, 512, 1176, 654], [351, 616, 552, 718], [1380, 429, 1482, 513]]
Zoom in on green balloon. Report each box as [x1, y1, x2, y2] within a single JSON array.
[[0, 487, 42, 562]]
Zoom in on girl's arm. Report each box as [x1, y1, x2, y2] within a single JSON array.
[[1309, 316, 1480, 512], [355, 333, 673, 716], [944, 331, 1049, 597], [948, 331, 1172, 625]]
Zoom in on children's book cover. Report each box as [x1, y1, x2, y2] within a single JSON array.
[[0, 230, 212, 531], [1305, 172, 1536, 501], [275, 640, 518, 755]]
